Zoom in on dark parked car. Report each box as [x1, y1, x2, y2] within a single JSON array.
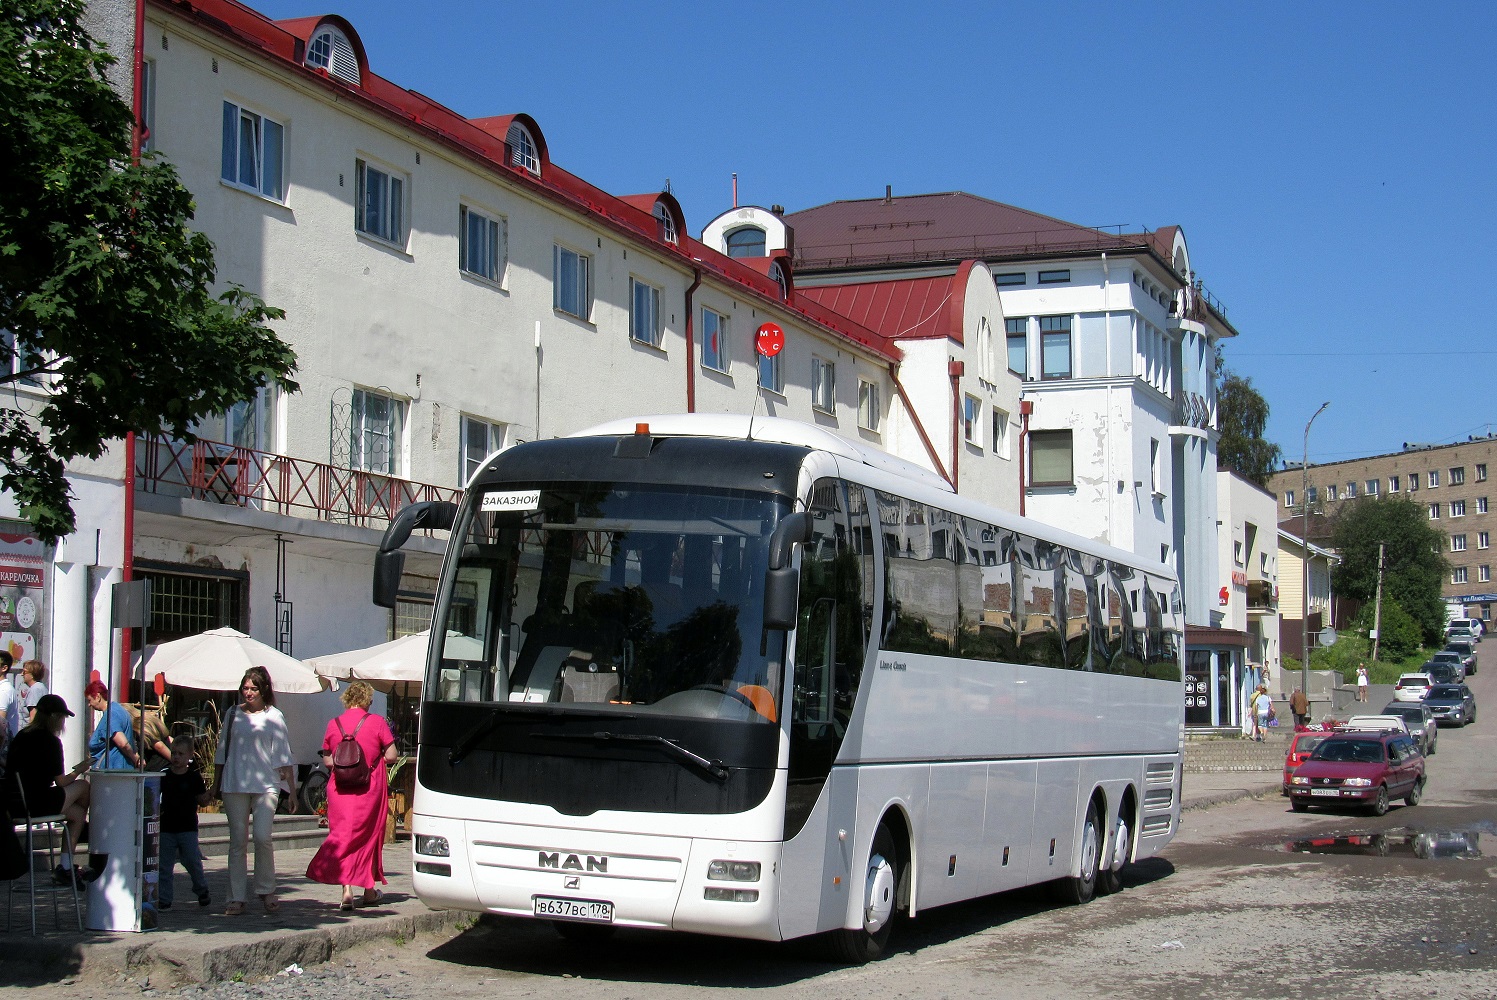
[[1423, 658, 1464, 684], [1380, 701, 1438, 755], [1424, 683, 1477, 727], [1287, 731, 1425, 816], [1444, 641, 1478, 675]]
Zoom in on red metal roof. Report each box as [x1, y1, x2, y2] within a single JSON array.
[[152, 0, 898, 364], [798, 269, 967, 344]]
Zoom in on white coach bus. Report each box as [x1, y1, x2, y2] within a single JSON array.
[[373, 415, 1183, 961]]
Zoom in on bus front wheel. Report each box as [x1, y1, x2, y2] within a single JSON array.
[[1054, 799, 1101, 905], [827, 822, 901, 963]]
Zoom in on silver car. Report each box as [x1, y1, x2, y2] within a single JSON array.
[[1381, 701, 1438, 755]]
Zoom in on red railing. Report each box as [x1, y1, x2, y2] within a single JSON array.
[[136, 435, 460, 528]]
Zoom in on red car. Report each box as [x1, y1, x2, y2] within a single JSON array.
[[1287, 730, 1425, 816], [1281, 729, 1336, 795]]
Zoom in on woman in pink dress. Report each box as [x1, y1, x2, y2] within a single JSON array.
[[305, 681, 397, 910]]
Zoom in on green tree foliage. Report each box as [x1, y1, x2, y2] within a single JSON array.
[[0, 0, 297, 541], [1214, 355, 1283, 487], [1329, 497, 1448, 646], [1350, 597, 1422, 661]]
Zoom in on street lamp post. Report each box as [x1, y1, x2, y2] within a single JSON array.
[[1302, 401, 1330, 702]]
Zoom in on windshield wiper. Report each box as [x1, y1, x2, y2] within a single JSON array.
[[449, 705, 628, 765], [534, 731, 730, 783], [449, 707, 507, 765]]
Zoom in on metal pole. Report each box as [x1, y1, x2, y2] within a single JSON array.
[[1302, 402, 1329, 701], [1371, 541, 1386, 663]]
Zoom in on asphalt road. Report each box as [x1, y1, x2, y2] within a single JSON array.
[[32, 650, 1497, 1000]]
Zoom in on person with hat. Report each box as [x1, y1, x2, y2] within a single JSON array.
[[1, 693, 95, 886]]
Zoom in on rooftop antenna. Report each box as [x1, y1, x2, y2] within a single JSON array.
[[732, 172, 738, 208]]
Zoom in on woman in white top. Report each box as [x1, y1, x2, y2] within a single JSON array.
[[213, 666, 297, 915]]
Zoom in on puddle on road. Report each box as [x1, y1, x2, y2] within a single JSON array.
[[1273, 823, 1497, 860]]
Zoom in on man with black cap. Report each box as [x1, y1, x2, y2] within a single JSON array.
[[2, 693, 95, 886]]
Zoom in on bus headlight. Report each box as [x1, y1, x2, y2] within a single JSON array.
[[707, 860, 761, 882], [704, 888, 759, 902], [415, 835, 450, 857]]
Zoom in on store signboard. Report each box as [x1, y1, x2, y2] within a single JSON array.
[[0, 531, 46, 663]]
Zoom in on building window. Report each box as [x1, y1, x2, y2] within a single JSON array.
[[653, 202, 678, 245], [221, 102, 284, 200], [1037, 269, 1071, 284], [506, 122, 539, 174], [758, 349, 782, 393], [1451, 467, 1466, 485], [1029, 430, 1073, 487], [1346, 481, 1357, 498], [975, 317, 995, 382], [139, 567, 244, 644], [1039, 316, 1072, 380], [1453, 566, 1469, 584], [811, 357, 835, 413], [1006, 318, 1027, 377], [1326, 484, 1338, 501], [461, 416, 506, 484], [1478, 464, 1488, 482], [1452, 499, 1467, 517], [701, 307, 728, 372], [1479, 497, 1489, 514], [1151, 439, 1161, 493], [992, 408, 1010, 459], [1409, 475, 1418, 492], [1429, 470, 1440, 488], [1480, 532, 1491, 550], [1482, 566, 1492, 583], [355, 159, 404, 245], [1284, 490, 1296, 508], [1389, 475, 1400, 492], [768, 261, 788, 299], [1307, 487, 1318, 504], [2, 329, 46, 387], [858, 381, 881, 432], [726, 227, 766, 258], [630, 278, 662, 347], [553, 244, 591, 319], [141, 59, 157, 152], [963, 395, 981, 446], [1366, 479, 1379, 496], [306, 24, 361, 84], [1453, 534, 1468, 552], [459, 206, 506, 283], [350, 388, 406, 476], [1429, 502, 1440, 520], [994, 272, 1026, 287]]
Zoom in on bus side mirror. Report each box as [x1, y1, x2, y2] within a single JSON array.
[[373, 500, 458, 608], [763, 512, 813, 630]]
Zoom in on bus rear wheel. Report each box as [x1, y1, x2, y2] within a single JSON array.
[[827, 822, 901, 964], [1097, 805, 1130, 896], [1054, 799, 1100, 905]]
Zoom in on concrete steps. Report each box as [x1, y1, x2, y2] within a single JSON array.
[[1184, 730, 1291, 773], [194, 813, 327, 857]]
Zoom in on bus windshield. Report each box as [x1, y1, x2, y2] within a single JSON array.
[[430, 482, 787, 723]]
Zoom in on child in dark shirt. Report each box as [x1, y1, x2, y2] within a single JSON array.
[[159, 735, 211, 908]]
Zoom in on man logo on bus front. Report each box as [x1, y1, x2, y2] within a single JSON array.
[[540, 852, 609, 873]]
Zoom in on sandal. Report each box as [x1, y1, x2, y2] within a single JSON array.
[[260, 893, 281, 914], [339, 897, 355, 912], [359, 888, 384, 908], [224, 901, 246, 916]]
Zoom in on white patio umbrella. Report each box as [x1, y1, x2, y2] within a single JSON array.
[[305, 629, 483, 692], [145, 627, 326, 694]]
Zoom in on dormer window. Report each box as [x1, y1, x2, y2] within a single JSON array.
[[506, 123, 539, 175], [726, 226, 766, 258], [306, 25, 360, 85], [767, 261, 788, 299], [654, 202, 678, 245]]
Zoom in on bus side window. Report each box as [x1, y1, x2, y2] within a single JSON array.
[[793, 480, 871, 738]]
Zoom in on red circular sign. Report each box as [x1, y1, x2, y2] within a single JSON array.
[[755, 322, 785, 358]]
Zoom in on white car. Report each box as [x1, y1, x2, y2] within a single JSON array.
[[1446, 618, 1484, 640], [1392, 673, 1434, 702], [1343, 715, 1411, 735]]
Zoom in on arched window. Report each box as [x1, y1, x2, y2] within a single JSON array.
[[305, 25, 360, 85], [506, 123, 539, 175], [768, 261, 788, 299], [976, 317, 994, 382], [726, 226, 766, 258], [654, 202, 678, 245]]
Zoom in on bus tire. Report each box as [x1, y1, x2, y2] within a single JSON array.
[[1054, 798, 1101, 906], [552, 920, 617, 945], [827, 822, 900, 964], [1097, 804, 1130, 896]]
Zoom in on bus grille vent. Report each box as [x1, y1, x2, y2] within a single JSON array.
[[1141, 815, 1173, 836], [1146, 762, 1177, 784], [1143, 788, 1174, 810]]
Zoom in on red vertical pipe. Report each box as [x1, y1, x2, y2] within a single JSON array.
[[1018, 399, 1033, 517], [684, 269, 701, 412]]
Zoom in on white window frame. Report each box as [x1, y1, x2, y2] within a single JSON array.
[[221, 101, 285, 201], [858, 380, 881, 433], [506, 123, 540, 175], [1480, 497, 1490, 514], [1480, 532, 1491, 550], [811, 356, 836, 413], [1452, 534, 1468, 552], [1, 328, 48, 388], [1429, 470, 1440, 488], [141, 58, 157, 152], [1005, 317, 1027, 378], [654, 203, 678, 245], [553, 244, 592, 320], [963, 394, 982, 446], [1478, 464, 1488, 482], [1284, 490, 1296, 508], [975, 318, 994, 382], [356, 158, 406, 247], [1451, 467, 1466, 485], [306, 25, 361, 84], [1326, 484, 1338, 501], [460, 416, 507, 484], [1453, 566, 1469, 584], [630, 278, 663, 348], [1429, 502, 1440, 520], [992, 408, 1010, 459], [1389, 475, 1400, 492], [459, 205, 507, 285], [1366, 479, 1379, 496], [1151, 439, 1162, 493], [758, 350, 783, 394], [700, 307, 728, 372], [350, 387, 406, 476], [1452, 499, 1467, 517], [1481, 565, 1492, 583], [1029, 430, 1074, 488]]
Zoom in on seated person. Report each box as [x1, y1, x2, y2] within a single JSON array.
[[2, 694, 95, 886]]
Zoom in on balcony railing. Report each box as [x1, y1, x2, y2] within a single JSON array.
[[135, 435, 460, 529]]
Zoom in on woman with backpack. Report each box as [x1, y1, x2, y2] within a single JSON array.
[[306, 680, 396, 911]]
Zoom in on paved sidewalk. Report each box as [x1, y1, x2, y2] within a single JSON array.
[[4, 769, 1285, 987]]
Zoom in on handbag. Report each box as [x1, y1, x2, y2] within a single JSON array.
[[211, 706, 238, 800]]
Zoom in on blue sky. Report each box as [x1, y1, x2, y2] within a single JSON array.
[[247, 0, 1497, 466]]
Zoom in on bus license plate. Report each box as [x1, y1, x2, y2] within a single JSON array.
[[534, 896, 614, 923], [1310, 788, 1340, 797]]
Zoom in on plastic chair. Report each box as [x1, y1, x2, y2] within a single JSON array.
[[6, 774, 83, 935]]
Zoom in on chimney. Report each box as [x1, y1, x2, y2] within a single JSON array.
[[884, 185, 892, 204]]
